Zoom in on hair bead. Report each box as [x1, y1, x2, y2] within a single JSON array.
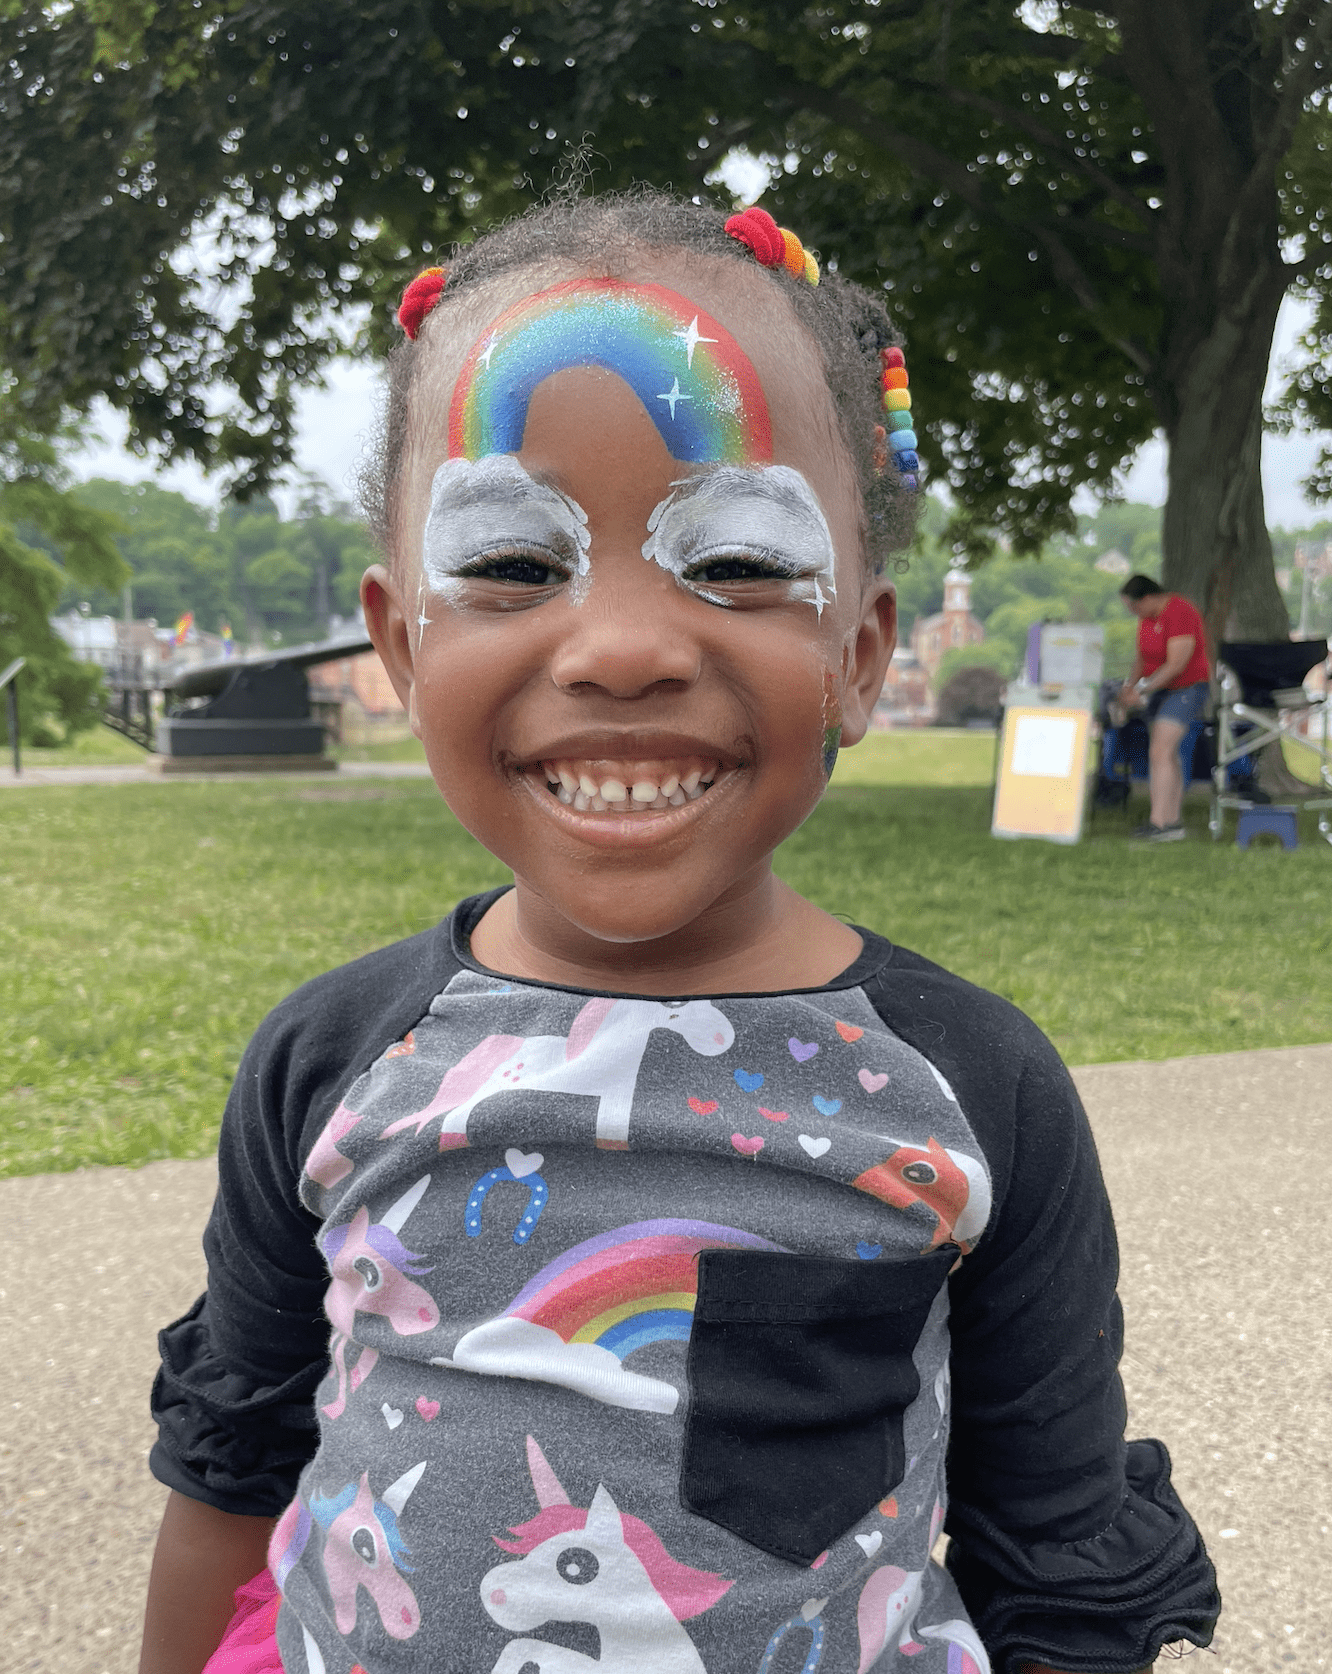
[[887, 410, 914, 431], [881, 346, 906, 369], [881, 367, 909, 391], [397, 266, 448, 339], [882, 388, 911, 413], [724, 206, 820, 286]]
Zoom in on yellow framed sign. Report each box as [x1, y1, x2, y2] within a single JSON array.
[[992, 702, 1093, 844]]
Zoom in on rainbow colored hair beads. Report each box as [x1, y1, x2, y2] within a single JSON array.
[[881, 347, 918, 489], [448, 280, 772, 464]]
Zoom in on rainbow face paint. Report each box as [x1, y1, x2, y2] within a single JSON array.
[[448, 280, 773, 465], [642, 467, 838, 615]]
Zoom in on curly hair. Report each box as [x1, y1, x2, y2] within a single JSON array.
[[357, 186, 917, 572]]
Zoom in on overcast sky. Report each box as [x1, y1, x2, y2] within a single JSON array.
[[64, 293, 1329, 532]]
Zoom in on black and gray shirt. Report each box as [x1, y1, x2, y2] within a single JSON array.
[[150, 891, 1218, 1674]]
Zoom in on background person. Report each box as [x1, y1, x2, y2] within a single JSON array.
[[1118, 575, 1211, 841]]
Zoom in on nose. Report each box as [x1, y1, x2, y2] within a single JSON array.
[[549, 572, 703, 698], [490, 1588, 506, 1606]]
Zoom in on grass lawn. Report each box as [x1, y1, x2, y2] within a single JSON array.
[[2, 730, 1329, 1176]]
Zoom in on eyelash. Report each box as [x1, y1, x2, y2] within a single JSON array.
[[455, 547, 573, 586], [681, 550, 809, 586]]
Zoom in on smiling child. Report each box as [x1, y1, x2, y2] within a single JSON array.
[[140, 192, 1218, 1674]]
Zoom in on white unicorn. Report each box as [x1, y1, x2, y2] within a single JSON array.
[[382, 996, 734, 1151], [481, 1437, 730, 1674]]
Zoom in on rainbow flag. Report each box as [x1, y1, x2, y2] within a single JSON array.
[[220, 621, 234, 658], [173, 611, 194, 647]]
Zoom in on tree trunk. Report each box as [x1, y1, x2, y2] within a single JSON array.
[[1160, 301, 1291, 647]]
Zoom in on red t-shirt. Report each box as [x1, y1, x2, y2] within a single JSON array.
[[1138, 594, 1209, 688]]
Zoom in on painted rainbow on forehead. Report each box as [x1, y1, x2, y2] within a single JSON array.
[[447, 279, 773, 464]]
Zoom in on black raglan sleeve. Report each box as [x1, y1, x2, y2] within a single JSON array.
[[148, 919, 463, 1517], [863, 944, 1219, 1674]]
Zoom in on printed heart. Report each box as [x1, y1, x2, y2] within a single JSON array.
[[835, 1021, 865, 1043], [505, 1147, 544, 1178], [757, 1106, 790, 1122], [855, 1532, 883, 1557], [381, 1403, 404, 1430], [733, 1069, 765, 1093], [812, 1095, 842, 1117], [731, 1133, 764, 1157], [688, 1097, 720, 1116], [788, 1038, 820, 1063], [415, 1397, 440, 1422], [801, 1598, 829, 1622], [858, 1069, 889, 1094], [856, 1241, 883, 1261], [798, 1134, 831, 1158], [879, 1495, 899, 1518], [809, 1551, 829, 1571]]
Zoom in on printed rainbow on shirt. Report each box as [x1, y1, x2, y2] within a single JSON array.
[[436, 1219, 782, 1413], [447, 279, 773, 464]]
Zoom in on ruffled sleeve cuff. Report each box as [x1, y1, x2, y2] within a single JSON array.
[[149, 1294, 327, 1517], [945, 1439, 1220, 1674]]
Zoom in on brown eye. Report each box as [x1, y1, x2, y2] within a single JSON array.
[[901, 1161, 937, 1186]]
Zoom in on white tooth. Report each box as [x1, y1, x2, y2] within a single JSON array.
[[651, 794, 670, 810], [659, 774, 679, 798], [686, 783, 705, 801], [681, 770, 701, 795], [558, 769, 578, 794], [591, 796, 608, 811], [574, 790, 590, 811], [668, 789, 686, 806], [631, 780, 659, 803], [579, 774, 598, 798], [599, 778, 627, 802], [557, 787, 573, 805]]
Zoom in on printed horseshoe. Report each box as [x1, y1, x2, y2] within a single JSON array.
[[758, 1609, 825, 1674], [464, 1165, 549, 1245]]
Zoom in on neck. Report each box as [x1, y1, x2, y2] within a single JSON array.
[[469, 871, 863, 995]]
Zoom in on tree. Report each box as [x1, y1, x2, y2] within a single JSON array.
[[0, 438, 127, 743], [1, 1, 1329, 639]]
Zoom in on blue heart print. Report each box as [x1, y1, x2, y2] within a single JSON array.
[[812, 1095, 842, 1116], [856, 1241, 883, 1261], [733, 1069, 765, 1093]]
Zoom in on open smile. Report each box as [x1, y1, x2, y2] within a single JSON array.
[[537, 756, 727, 813]]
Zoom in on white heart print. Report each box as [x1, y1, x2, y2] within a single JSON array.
[[381, 1403, 404, 1429], [798, 1135, 831, 1158], [855, 1531, 883, 1557], [505, 1148, 544, 1178]]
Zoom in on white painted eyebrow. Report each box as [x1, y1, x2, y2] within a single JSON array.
[[421, 456, 590, 589]]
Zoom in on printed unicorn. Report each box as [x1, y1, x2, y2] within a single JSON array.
[[481, 1436, 731, 1673], [381, 995, 734, 1152]]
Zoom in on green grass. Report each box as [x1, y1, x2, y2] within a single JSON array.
[[19, 726, 149, 766], [2, 737, 1330, 1176]]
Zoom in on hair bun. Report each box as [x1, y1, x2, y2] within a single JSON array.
[[397, 267, 449, 339]]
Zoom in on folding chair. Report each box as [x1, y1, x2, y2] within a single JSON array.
[[1209, 640, 1332, 845], [1093, 680, 1211, 821]]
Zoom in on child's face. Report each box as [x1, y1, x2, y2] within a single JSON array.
[[364, 261, 896, 948]]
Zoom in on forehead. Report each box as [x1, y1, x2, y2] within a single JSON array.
[[398, 259, 852, 537]]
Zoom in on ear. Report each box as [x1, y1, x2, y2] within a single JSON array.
[[584, 1485, 625, 1548], [361, 564, 422, 737], [838, 576, 897, 746]]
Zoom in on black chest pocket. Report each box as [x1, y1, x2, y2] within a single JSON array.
[[680, 1247, 954, 1564]]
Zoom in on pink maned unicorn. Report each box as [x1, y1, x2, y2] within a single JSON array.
[[480, 1436, 732, 1673], [319, 1174, 439, 1419]]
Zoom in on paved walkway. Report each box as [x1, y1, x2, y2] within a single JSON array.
[[0, 760, 435, 788], [2, 1044, 1328, 1672]]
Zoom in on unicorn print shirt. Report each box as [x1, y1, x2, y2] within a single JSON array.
[[150, 891, 1219, 1674]]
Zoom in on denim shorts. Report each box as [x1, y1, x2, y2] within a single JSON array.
[[1147, 681, 1209, 726]]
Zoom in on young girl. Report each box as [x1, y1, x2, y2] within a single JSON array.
[[140, 192, 1218, 1674]]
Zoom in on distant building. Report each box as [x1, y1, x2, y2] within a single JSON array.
[[909, 569, 985, 677], [875, 647, 933, 727], [308, 650, 406, 730], [51, 613, 172, 682], [1093, 548, 1132, 577]]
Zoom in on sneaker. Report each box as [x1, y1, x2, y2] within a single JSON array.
[[1130, 821, 1186, 841]]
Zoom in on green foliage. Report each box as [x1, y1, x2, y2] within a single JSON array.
[[5, 757, 1331, 1174], [0, 0, 1326, 556], [932, 642, 1013, 692], [0, 433, 128, 742], [62, 477, 377, 640]]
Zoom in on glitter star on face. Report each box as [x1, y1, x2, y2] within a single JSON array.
[[657, 377, 692, 420], [478, 333, 501, 370], [672, 315, 718, 369]]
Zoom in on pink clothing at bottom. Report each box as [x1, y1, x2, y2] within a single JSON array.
[[201, 1570, 284, 1674]]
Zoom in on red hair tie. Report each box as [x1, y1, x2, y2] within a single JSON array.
[[724, 207, 820, 285], [397, 267, 448, 340]]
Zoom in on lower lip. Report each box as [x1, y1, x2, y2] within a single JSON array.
[[516, 769, 739, 846]]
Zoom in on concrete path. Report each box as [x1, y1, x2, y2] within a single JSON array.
[[0, 760, 434, 788], [2, 1044, 1328, 1673]]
